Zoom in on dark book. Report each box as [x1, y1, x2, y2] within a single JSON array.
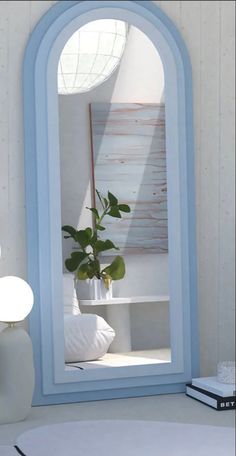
[[186, 383, 236, 410]]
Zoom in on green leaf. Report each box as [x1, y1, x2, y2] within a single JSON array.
[[75, 230, 91, 248], [103, 197, 109, 208], [65, 251, 88, 272], [108, 206, 121, 218], [108, 191, 118, 206], [65, 258, 77, 272], [62, 225, 77, 239], [88, 259, 100, 278], [85, 227, 93, 238], [87, 265, 95, 279], [77, 258, 101, 280], [96, 224, 106, 231], [71, 251, 88, 262], [77, 263, 89, 280], [102, 256, 125, 281], [86, 207, 99, 219], [95, 239, 119, 253], [118, 204, 131, 213]]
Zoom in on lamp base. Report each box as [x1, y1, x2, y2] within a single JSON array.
[[0, 326, 35, 424]]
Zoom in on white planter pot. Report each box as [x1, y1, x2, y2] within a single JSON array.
[[93, 278, 113, 300], [77, 278, 113, 300]]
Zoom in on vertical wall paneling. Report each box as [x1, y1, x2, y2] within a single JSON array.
[[0, 1, 10, 335], [0, 1, 30, 278], [198, 1, 221, 375], [218, 1, 235, 363], [29, 0, 55, 32], [0, 1, 234, 375], [159, 1, 181, 27], [0, 1, 10, 241], [157, 0, 235, 374], [0, 1, 31, 332], [6, 1, 30, 280]]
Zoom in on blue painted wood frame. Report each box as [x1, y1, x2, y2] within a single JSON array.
[[23, 0, 199, 405]]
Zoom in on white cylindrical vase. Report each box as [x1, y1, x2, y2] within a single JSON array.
[[77, 278, 113, 300], [0, 326, 35, 424], [93, 279, 113, 300]]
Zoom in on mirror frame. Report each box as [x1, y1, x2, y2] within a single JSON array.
[[23, 0, 199, 406]]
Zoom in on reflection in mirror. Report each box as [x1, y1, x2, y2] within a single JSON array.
[[58, 20, 170, 373]]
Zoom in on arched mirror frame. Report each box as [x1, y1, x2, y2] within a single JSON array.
[[23, 0, 199, 405]]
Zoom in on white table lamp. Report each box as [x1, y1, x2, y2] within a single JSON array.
[[0, 276, 35, 424]]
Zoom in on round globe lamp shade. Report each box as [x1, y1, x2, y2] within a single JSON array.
[[58, 19, 127, 94], [0, 276, 34, 323]]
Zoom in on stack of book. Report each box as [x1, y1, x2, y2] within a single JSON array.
[[186, 377, 236, 410]]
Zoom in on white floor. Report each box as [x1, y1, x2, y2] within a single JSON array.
[[0, 393, 234, 446], [65, 348, 171, 370]]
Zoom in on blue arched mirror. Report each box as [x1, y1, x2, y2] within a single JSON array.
[[23, 0, 199, 405]]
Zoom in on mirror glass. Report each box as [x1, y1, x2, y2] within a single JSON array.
[[58, 20, 170, 372]]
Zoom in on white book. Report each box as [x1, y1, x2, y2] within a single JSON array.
[[186, 386, 218, 409], [192, 377, 236, 397]]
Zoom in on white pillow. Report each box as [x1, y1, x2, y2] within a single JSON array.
[[63, 273, 81, 315], [64, 314, 115, 363]]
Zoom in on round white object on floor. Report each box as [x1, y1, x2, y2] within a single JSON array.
[[16, 420, 234, 456]]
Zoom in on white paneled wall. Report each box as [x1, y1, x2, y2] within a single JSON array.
[[0, 1, 235, 375]]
